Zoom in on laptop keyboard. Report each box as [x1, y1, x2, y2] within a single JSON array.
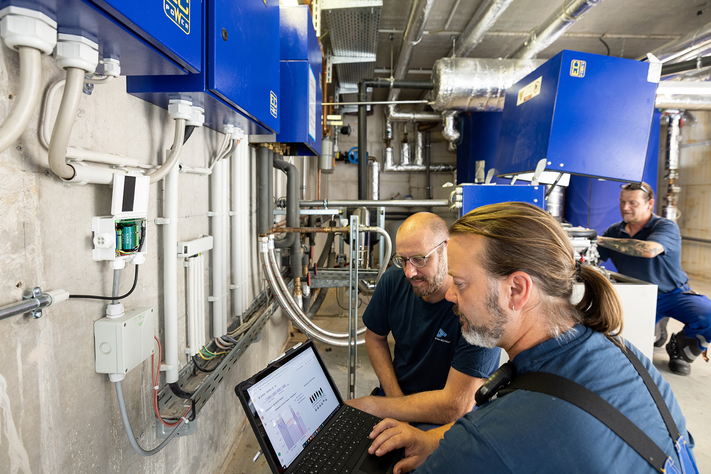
[[291, 405, 382, 474]]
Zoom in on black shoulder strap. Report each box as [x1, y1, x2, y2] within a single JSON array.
[[507, 372, 668, 473]]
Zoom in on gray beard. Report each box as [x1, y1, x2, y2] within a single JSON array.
[[456, 279, 508, 348], [409, 252, 447, 298]]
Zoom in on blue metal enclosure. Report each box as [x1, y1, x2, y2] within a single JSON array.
[[459, 184, 546, 218], [275, 5, 322, 155], [127, 0, 280, 134], [0, 0, 191, 75], [496, 50, 658, 182]]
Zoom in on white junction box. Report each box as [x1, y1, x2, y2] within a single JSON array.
[[95, 307, 155, 375]]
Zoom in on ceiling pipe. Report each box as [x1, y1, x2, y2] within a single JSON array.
[[655, 96, 711, 110], [507, 0, 604, 60], [448, 0, 516, 58], [647, 20, 711, 64]]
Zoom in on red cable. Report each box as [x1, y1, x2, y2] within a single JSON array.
[[152, 336, 190, 427]]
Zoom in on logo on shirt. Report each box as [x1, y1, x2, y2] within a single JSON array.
[[435, 328, 451, 344]]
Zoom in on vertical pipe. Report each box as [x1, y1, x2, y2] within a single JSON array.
[[242, 142, 249, 310], [425, 131, 432, 212], [258, 146, 270, 235], [231, 141, 241, 317], [358, 82, 368, 199], [664, 113, 682, 221], [198, 254, 205, 345], [163, 163, 180, 383], [222, 151, 230, 333], [211, 159, 224, 337], [186, 258, 195, 357]]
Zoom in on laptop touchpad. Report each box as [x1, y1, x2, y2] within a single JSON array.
[[358, 449, 400, 474]]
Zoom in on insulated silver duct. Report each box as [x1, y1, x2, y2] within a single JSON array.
[[655, 96, 711, 111], [507, 0, 604, 60], [663, 113, 682, 222], [386, 103, 441, 122], [414, 131, 424, 166], [400, 138, 411, 166], [389, 0, 437, 102], [449, 0, 515, 58], [431, 57, 545, 111], [649, 20, 711, 64], [320, 137, 334, 173], [367, 159, 380, 200], [441, 110, 460, 144]]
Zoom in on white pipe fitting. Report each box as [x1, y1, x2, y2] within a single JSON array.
[[0, 6, 57, 54], [168, 99, 192, 121], [55, 34, 99, 72], [187, 106, 205, 128]]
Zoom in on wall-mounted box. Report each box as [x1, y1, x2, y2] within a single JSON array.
[[0, 0, 194, 75], [496, 50, 658, 182], [127, 0, 280, 134], [459, 184, 546, 218], [95, 307, 154, 375]]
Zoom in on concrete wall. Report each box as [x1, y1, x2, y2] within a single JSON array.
[[0, 48, 290, 473]]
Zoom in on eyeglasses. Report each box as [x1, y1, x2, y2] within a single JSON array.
[[621, 182, 651, 198], [392, 241, 447, 269]]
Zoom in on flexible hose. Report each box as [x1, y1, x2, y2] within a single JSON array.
[[0, 46, 42, 154], [115, 381, 189, 457], [267, 243, 366, 342], [360, 226, 393, 283], [149, 118, 186, 184], [48, 67, 85, 179]]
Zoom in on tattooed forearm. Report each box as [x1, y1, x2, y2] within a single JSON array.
[[597, 236, 664, 258]]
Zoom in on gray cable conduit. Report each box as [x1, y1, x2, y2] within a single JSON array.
[[48, 67, 85, 179], [115, 380, 189, 457], [260, 236, 365, 346], [149, 119, 186, 184], [0, 46, 42, 154]]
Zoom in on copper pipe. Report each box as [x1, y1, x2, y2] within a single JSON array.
[[318, 169, 322, 200], [277, 226, 349, 234]]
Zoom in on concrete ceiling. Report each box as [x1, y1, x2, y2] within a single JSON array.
[[322, 0, 708, 101]]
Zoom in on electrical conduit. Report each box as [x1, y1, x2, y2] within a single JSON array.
[[0, 47, 42, 154]]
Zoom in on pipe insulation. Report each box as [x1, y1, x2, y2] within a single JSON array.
[[273, 157, 299, 250], [648, 19, 711, 64], [449, 0, 515, 58], [507, 0, 604, 60], [211, 158, 226, 337], [257, 146, 271, 235], [0, 46, 42, 154], [431, 57, 545, 112]]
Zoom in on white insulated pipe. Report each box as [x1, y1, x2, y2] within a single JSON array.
[[163, 163, 180, 383], [231, 141, 242, 317], [48, 67, 85, 180], [211, 158, 225, 337], [0, 46, 42, 154], [186, 257, 197, 357], [149, 119, 186, 184], [222, 144, 230, 326]]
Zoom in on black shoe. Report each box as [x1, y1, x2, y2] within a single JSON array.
[[654, 317, 669, 348], [666, 333, 691, 376]]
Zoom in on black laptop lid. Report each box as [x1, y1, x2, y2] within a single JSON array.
[[236, 341, 345, 473]]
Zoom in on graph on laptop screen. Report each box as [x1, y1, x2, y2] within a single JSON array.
[[247, 346, 340, 469]]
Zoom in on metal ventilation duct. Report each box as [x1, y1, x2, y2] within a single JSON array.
[[449, 0, 515, 58], [649, 20, 711, 64], [430, 57, 544, 112]]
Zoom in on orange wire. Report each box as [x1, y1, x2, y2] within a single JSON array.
[[152, 336, 190, 427]]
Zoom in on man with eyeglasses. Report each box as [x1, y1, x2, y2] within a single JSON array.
[[345, 213, 500, 425], [596, 181, 710, 375]]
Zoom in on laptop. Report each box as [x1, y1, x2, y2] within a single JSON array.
[[235, 340, 402, 474]]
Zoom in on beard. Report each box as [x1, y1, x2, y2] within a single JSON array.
[[408, 250, 447, 298], [455, 278, 509, 348]]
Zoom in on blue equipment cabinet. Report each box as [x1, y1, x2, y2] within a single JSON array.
[[0, 0, 192, 75], [279, 6, 321, 155], [496, 50, 658, 182], [127, 0, 280, 134], [459, 184, 546, 218]]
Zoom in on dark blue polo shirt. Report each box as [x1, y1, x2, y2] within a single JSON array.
[[362, 266, 500, 395], [598, 215, 688, 293]]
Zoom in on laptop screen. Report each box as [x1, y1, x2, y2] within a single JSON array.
[[245, 345, 341, 472]]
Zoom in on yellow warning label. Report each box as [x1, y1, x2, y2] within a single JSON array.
[[164, 0, 190, 35], [517, 76, 542, 106], [270, 91, 278, 118], [570, 60, 586, 78]]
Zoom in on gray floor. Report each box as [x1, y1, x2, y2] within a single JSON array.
[[220, 282, 711, 474]]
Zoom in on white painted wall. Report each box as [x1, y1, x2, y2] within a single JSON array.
[[0, 48, 289, 472]]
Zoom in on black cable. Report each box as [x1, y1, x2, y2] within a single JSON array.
[[168, 382, 195, 399], [182, 125, 196, 145], [599, 36, 610, 56], [69, 265, 139, 300], [191, 354, 217, 374]]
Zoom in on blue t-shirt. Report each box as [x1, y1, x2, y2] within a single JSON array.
[[418, 325, 692, 473], [362, 266, 500, 395], [598, 215, 688, 293]]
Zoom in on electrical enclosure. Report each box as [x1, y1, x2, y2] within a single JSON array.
[[495, 50, 658, 182], [94, 307, 155, 375], [0, 0, 192, 75], [459, 184, 546, 218], [275, 5, 322, 155], [127, 0, 280, 134]]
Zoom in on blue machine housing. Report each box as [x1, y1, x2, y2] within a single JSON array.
[[496, 50, 658, 182], [127, 0, 280, 134], [459, 184, 546, 218], [261, 5, 321, 155], [0, 0, 192, 75]]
